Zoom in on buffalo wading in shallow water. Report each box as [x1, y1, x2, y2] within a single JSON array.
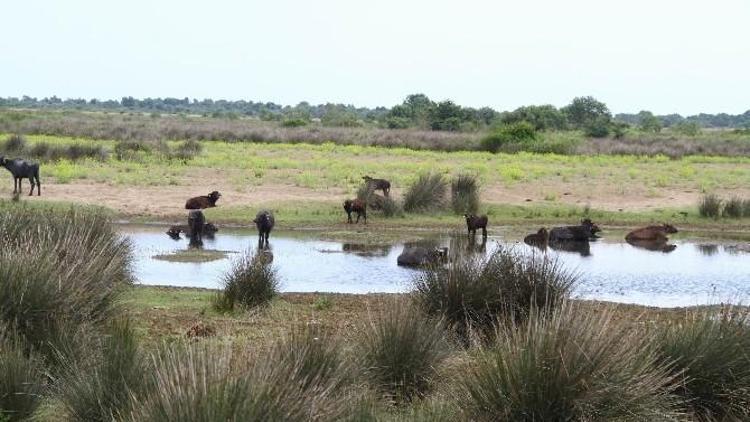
[[524, 228, 549, 249], [343, 199, 367, 224], [549, 218, 601, 242], [0, 155, 41, 196], [362, 175, 391, 197], [185, 191, 221, 209], [464, 214, 488, 238], [397, 244, 448, 267], [187, 209, 206, 247], [625, 224, 678, 243], [254, 210, 275, 246], [166, 222, 218, 240]]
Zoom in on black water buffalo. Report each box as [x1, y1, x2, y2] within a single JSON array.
[[397, 245, 448, 267], [187, 210, 205, 247], [549, 218, 600, 242], [524, 228, 549, 249], [343, 199, 367, 224], [166, 222, 218, 240], [185, 191, 221, 209], [253, 210, 275, 246], [362, 176, 391, 196], [0, 155, 40, 196], [464, 214, 488, 238]]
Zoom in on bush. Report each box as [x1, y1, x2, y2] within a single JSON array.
[[1, 134, 27, 153], [673, 121, 701, 136], [385, 116, 411, 129], [458, 304, 681, 421], [450, 174, 480, 215], [0, 327, 45, 421], [413, 249, 576, 342], [583, 116, 612, 137], [357, 184, 402, 217], [480, 121, 537, 153], [280, 118, 309, 128], [722, 197, 744, 218], [213, 249, 279, 311], [698, 193, 722, 218], [403, 173, 447, 213], [114, 140, 152, 160], [356, 301, 450, 403], [57, 320, 151, 421], [172, 139, 203, 161], [656, 308, 750, 420], [743, 199, 750, 217]]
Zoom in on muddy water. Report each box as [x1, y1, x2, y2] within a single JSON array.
[[122, 225, 750, 308]]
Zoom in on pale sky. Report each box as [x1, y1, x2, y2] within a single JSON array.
[[1, 0, 748, 115]]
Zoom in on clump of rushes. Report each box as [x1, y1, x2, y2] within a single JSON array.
[[656, 307, 750, 421], [403, 173, 447, 213], [0, 326, 45, 421], [698, 193, 721, 218], [413, 249, 576, 342], [458, 303, 682, 421], [356, 300, 450, 404], [722, 196, 744, 218], [450, 173, 480, 215], [213, 249, 279, 312]]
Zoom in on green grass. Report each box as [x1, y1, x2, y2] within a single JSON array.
[[152, 249, 232, 263]]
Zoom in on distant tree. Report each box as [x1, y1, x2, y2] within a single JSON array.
[[480, 121, 538, 153], [562, 96, 611, 128], [121, 96, 136, 107], [583, 116, 612, 138], [637, 111, 662, 133], [428, 100, 464, 131], [673, 121, 701, 136], [502, 105, 567, 131], [477, 107, 499, 126]]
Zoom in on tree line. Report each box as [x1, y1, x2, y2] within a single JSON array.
[[1, 94, 748, 131]]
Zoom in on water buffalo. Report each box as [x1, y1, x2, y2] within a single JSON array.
[[549, 219, 600, 242], [0, 155, 40, 196], [253, 210, 275, 246], [524, 228, 549, 249], [397, 245, 448, 267], [362, 176, 391, 197], [166, 222, 218, 240], [625, 224, 678, 243], [185, 191, 221, 209], [464, 214, 488, 238], [187, 210, 205, 247], [343, 199, 367, 224]]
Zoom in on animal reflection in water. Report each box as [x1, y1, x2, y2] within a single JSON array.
[[625, 224, 678, 253], [524, 221, 598, 257], [342, 243, 391, 258]]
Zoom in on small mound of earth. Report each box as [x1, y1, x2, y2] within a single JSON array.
[[153, 249, 234, 263]]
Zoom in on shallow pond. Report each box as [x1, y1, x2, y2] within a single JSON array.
[[123, 225, 750, 308]]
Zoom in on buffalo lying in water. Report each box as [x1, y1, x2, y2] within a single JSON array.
[[397, 245, 448, 267]]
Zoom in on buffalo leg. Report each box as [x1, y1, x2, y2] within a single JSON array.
[[346, 211, 352, 224], [28, 178, 35, 196], [363, 210, 367, 225], [13, 177, 18, 194], [35, 174, 40, 196], [482, 227, 487, 238]]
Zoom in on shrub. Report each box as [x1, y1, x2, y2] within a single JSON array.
[[722, 197, 744, 218], [743, 199, 750, 217], [413, 249, 576, 342], [1, 134, 26, 153], [356, 301, 450, 403], [698, 193, 722, 218], [673, 121, 701, 136], [357, 184, 402, 218], [114, 140, 152, 160], [57, 320, 151, 421], [0, 327, 45, 421], [280, 118, 308, 128], [385, 116, 411, 129], [583, 116, 612, 137], [213, 249, 279, 311], [656, 308, 750, 420], [458, 304, 681, 421], [450, 174, 480, 215], [172, 139, 203, 161], [403, 173, 447, 213], [480, 121, 537, 153]]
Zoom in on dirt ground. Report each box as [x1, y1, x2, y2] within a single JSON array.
[[14, 180, 727, 219]]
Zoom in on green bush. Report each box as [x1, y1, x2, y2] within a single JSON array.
[[385, 116, 411, 129], [722, 197, 744, 218], [480, 121, 537, 153], [673, 121, 701, 136], [583, 116, 612, 137], [450, 174, 480, 215], [1, 134, 26, 153], [413, 249, 576, 342], [459, 304, 681, 421], [281, 118, 309, 128], [743, 199, 750, 217], [356, 301, 450, 404], [172, 139, 203, 161], [57, 320, 151, 421], [656, 308, 750, 420], [213, 249, 279, 312], [0, 328, 45, 421], [698, 193, 722, 218], [357, 184, 402, 217], [403, 173, 447, 213]]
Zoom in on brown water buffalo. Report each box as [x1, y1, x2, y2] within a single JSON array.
[[185, 191, 221, 209], [625, 224, 678, 243], [362, 176, 391, 196], [524, 228, 549, 249], [253, 210, 275, 246], [344, 199, 367, 224], [187, 210, 205, 247], [464, 214, 488, 238]]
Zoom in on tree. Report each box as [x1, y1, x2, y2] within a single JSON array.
[[562, 96, 611, 128], [637, 111, 662, 133], [502, 105, 567, 131], [428, 100, 464, 131]]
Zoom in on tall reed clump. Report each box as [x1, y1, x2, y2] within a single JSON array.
[[403, 173, 447, 213], [698, 193, 722, 218], [450, 174, 480, 215], [1, 134, 27, 153], [0, 202, 133, 364], [357, 184, 402, 217], [57, 320, 151, 421], [412, 249, 576, 342], [722, 196, 744, 218], [356, 301, 450, 404], [656, 308, 750, 421], [127, 340, 353, 422], [213, 249, 279, 312], [458, 304, 682, 421], [0, 327, 45, 421]]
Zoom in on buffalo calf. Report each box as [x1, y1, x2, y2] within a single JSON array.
[[185, 191, 221, 209], [464, 214, 488, 238], [344, 199, 367, 224]]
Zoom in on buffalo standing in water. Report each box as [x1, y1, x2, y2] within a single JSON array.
[[464, 214, 488, 238], [254, 210, 275, 247], [0, 155, 41, 196], [187, 210, 205, 248], [524, 228, 549, 250]]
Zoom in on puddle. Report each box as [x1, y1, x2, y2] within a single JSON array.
[[122, 225, 750, 308]]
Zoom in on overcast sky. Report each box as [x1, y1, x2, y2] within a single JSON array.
[[1, 0, 748, 114]]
